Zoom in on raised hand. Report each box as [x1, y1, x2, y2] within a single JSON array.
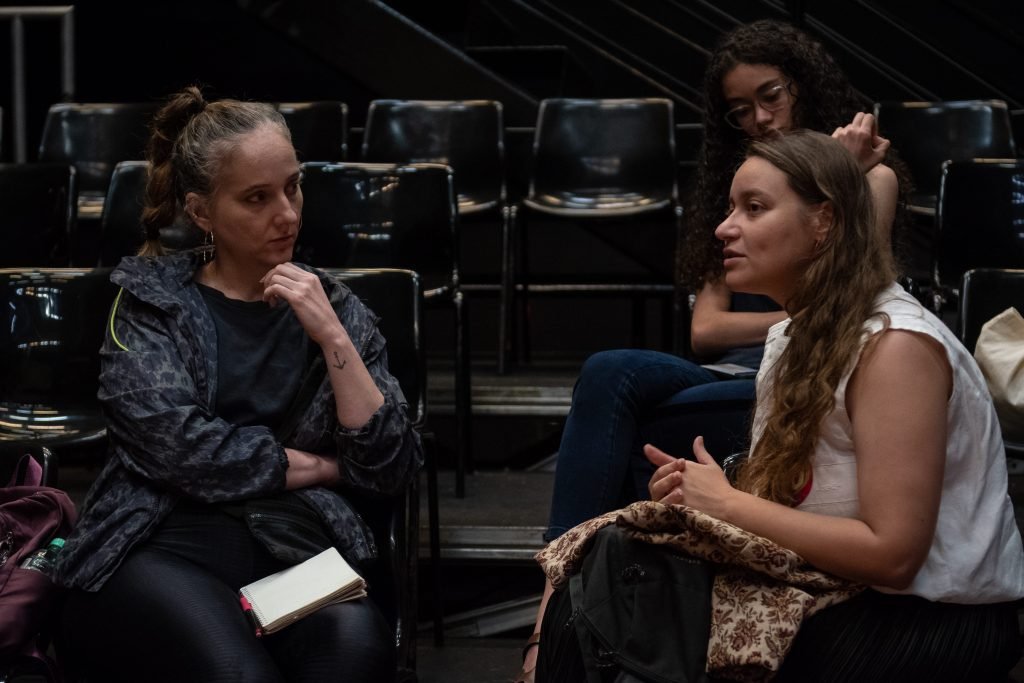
[[260, 263, 348, 347], [645, 442, 687, 504], [832, 111, 891, 172], [644, 437, 734, 517]]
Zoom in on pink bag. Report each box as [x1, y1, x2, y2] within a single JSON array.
[[0, 453, 77, 658]]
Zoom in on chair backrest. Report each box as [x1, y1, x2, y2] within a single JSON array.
[[319, 267, 422, 671], [0, 163, 77, 267], [935, 159, 1024, 290], [958, 268, 1024, 353], [99, 160, 206, 266], [1012, 109, 1024, 157], [526, 97, 677, 214], [325, 268, 425, 426], [276, 101, 348, 162], [362, 99, 506, 214], [874, 100, 1016, 202], [99, 161, 149, 266], [297, 162, 459, 294], [0, 268, 117, 407], [37, 103, 157, 198]]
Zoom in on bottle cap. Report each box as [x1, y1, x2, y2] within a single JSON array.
[[50, 537, 65, 549]]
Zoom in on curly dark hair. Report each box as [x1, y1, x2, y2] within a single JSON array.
[[677, 19, 912, 291]]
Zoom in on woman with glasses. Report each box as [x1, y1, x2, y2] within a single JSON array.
[[513, 19, 912, 683], [723, 79, 795, 130]]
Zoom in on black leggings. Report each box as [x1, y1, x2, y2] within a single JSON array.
[[60, 505, 395, 683], [538, 585, 1022, 683]]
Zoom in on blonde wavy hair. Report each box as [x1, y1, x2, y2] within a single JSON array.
[[735, 130, 896, 504]]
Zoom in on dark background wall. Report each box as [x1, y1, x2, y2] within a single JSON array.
[[0, 0, 375, 162], [3, 0, 1022, 161]]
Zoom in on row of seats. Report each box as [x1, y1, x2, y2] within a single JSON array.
[[25, 95, 1024, 272], [0, 267, 442, 682], [21, 149, 1022, 335], [870, 100, 1022, 313], [35, 101, 348, 219], [874, 99, 1017, 213], [6, 97, 1024, 380], [31, 97, 1020, 215], [9, 97, 685, 371]]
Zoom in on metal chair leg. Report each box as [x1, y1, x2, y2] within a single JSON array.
[[425, 435, 444, 647], [517, 208, 532, 366], [452, 290, 472, 498], [497, 204, 515, 375]]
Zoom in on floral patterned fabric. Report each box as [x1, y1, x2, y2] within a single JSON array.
[[536, 500, 863, 681]]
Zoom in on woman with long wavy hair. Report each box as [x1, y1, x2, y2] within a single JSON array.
[[516, 20, 912, 682], [642, 130, 1019, 680], [537, 129, 1022, 682]]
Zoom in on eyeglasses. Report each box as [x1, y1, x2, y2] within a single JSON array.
[[724, 81, 796, 130]]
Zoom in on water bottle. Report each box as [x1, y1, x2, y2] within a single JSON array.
[[19, 537, 65, 576]]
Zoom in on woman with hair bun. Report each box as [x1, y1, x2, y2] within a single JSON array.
[[56, 86, 422, 682]]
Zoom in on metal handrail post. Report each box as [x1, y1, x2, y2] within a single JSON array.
[[11, 15, 24, 162], [0, 6, 75, 162], [61, 7, 74, 100]]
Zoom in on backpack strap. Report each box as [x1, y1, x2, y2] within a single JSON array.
[[569, 571, 605, 683]]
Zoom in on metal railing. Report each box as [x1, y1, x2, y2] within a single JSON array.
[[0, 6, 75, 162]]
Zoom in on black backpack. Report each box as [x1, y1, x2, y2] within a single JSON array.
[[566, 525, 714, 683]]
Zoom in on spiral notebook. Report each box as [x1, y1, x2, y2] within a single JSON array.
[[238, 547, 367, 636]]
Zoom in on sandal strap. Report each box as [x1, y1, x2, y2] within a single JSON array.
[[521, 632, 542, 661]]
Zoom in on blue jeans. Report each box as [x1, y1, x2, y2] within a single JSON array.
[[545, 349, 755, 542]]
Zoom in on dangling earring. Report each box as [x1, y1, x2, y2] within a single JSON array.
[[200, 230, 216, 264]]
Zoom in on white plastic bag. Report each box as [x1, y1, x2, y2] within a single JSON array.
[[974, 307, 1024, 442]]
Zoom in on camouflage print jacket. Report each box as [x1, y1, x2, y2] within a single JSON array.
[[56, 253, 423, 591]]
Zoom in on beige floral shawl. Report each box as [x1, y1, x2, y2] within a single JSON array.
[[535, 501, 864, 682]]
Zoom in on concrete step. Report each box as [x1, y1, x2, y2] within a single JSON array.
[[426, 366, 575, 417], [421, 470, 553, 562]]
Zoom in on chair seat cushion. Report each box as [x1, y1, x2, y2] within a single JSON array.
[[523, 191, 672, 217], [457, 196, 501, 215], [0, 402, 107, 447]]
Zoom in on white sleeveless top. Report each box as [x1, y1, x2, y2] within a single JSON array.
[[750, 283, 1024, 603]]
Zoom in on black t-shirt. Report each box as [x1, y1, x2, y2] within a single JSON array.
[[197, 283, 309, 431]]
